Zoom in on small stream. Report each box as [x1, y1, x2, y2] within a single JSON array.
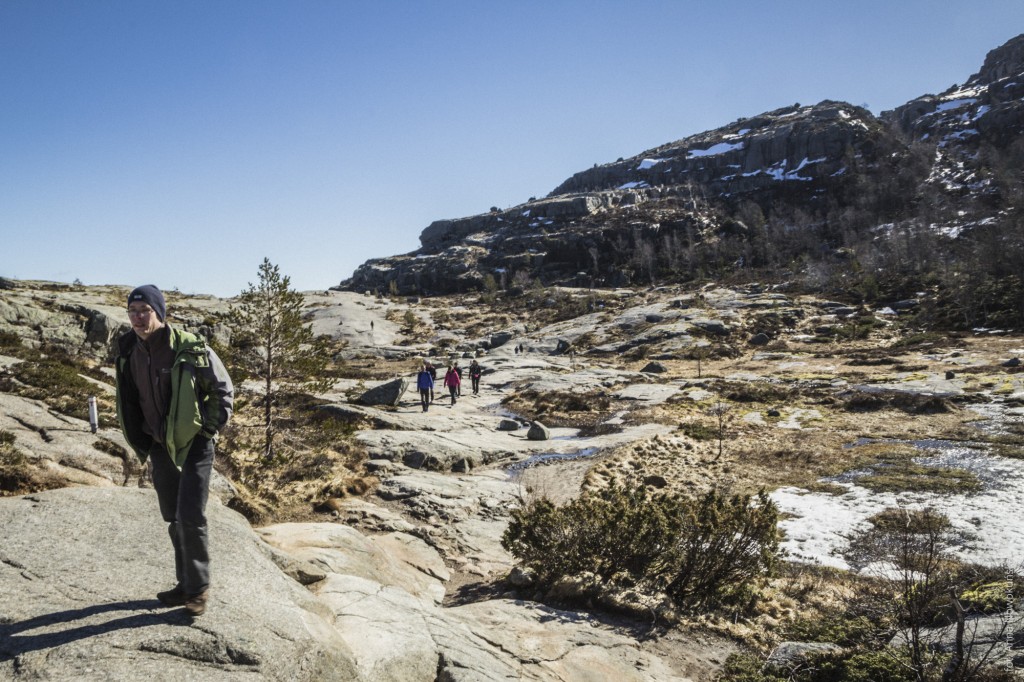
[[505, 447, 599, 479], [772, 403, 1024, 571]]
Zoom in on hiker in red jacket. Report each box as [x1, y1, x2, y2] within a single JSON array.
[[443, 363, 461, 406]]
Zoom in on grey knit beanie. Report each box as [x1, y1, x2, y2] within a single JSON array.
[[127, 285, 166, 321]]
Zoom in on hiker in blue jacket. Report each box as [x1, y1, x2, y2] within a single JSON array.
[[416, 363, 434, 412]]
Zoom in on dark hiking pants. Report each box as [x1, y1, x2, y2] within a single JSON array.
[[420, 388, 430, 411], [150, 435, 214, 595]]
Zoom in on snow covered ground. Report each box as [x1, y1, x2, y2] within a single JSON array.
[[772, 406, 1024, 572]]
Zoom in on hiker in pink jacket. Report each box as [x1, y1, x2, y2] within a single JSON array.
[[443, 363, 461, 406]]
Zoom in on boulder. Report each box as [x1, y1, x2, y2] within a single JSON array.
[[489, 331, 514, 348], [0, 487, 360, 681], [497, 419, 521, 431], [357, 377, 408, 406], [527, 422, 551, 441], [641, 361, 668, 374], [748, 332, 771, 346]]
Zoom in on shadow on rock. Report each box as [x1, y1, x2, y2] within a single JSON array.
[[0, 599, 183, 659]]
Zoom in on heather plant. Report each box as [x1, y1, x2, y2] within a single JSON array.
[[502, 483, 780, 612]]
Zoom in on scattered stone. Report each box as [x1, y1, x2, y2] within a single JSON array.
[[451, 457, 474, 473], [357, 377, 408, 406], [489, 331, 514, 348], [1004, 358, 1021, 367], [945, 371, 956, 380], [527, 422, 551, 441], [497, 419, 521, 431], [748, 332, 771, 346], [641, 361, 668, 373]]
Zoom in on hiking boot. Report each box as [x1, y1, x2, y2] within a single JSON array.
[[157, 585, 188, 607], [184, 590, 209, 617]]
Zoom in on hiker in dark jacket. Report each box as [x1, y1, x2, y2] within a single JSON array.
[[469, 359, 482, 394], [416, 363, 434, 412], [115, 285, 233, 617]]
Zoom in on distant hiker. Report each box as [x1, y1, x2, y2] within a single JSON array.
[[514, 345, 519, 355], [115, 285, 233, 618], [453, 361, 463, 397], [469, 359, 482, 394], [443, 363, 461, 406], [427, 361, 437, 402], [416, 362, 434, 412]]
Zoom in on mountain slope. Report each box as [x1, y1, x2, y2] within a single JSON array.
[[339, 34, 1024, 327]]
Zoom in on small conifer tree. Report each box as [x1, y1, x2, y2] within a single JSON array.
[[231, 258, 331, 459]]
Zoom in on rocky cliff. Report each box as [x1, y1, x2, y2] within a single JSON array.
[[338, 34, 1024, 301]]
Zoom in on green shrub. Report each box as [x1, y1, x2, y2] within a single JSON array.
[[678, 421, 719, 440], [502, 484, 780, 612], [0, 331, 22, 348], [720, 649, 916, 682]]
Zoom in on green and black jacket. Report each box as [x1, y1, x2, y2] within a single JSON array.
[[115, 326, 234, 468]]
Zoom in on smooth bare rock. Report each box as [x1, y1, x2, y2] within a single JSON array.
[[0, 391, 237, 504], [439, 600, 692, 681], [0, 487, 360, 681], [0, 392, 141, 487], [258, 523, 450, 604]]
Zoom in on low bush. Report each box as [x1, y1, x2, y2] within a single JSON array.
[[502, 483, 780, 613]]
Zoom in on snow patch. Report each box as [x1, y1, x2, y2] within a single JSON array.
[[773, 431, 1024, 570], [687, 141, 745, 158], [936, 98, 977, 112], [637, 158, 667, 170]]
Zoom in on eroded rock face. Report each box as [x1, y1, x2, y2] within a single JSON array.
[[0, 487, 360, 681], [337, 35, 1024, 300]]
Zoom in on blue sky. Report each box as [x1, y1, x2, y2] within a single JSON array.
[[2, 2, 1022, 297]]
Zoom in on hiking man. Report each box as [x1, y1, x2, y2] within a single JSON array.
[[115, 285, 233, 617], [469, 359, 483, 395], [416, 362, 434, 412]]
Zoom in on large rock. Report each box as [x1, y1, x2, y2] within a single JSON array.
[[0, 487, 360, 681], [527, 421, 551, 441], [358, 377, 409, 406]]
